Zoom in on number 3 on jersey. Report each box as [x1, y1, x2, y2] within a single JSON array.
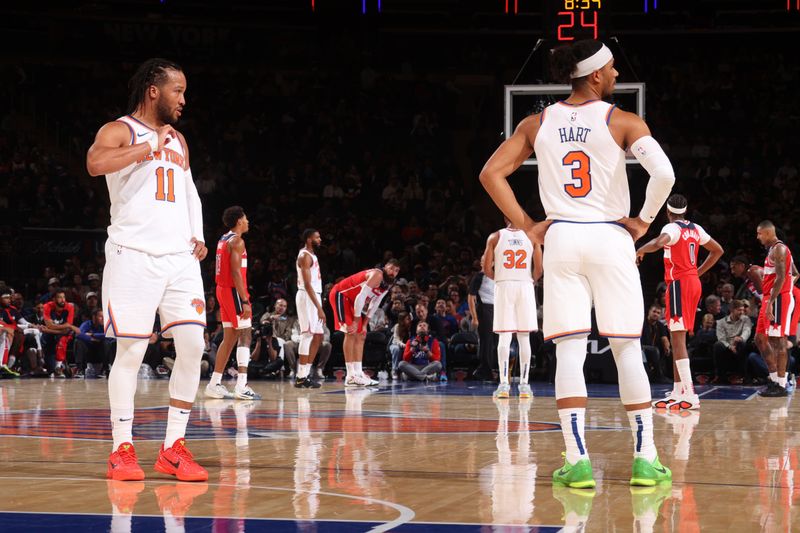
[[562, 151, 592, 198], [155, 167, 175, 202], [502, 249, 527, 269]]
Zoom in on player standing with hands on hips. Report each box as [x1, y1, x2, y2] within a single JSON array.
[[480, 40, 676, 488]]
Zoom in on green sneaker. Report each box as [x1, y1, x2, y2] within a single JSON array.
[[552, 455, 596, 489], [630, 456, 672, 486]]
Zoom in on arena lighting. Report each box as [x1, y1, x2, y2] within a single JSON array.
[[644, 0, 657, 13]]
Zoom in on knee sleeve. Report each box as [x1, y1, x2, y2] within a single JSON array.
[[299, 332, 313, 356], [108, 338, 149, 411], [554, 336, 588, 400], [609, 338, 651, 405], [168, 326, 205, 403], [498, 332, 512, 352], [517, 332, 531, 359]]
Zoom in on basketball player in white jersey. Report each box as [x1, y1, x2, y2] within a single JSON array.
[[295, 229, 325, 389], [482, 219, 540, 399], [87, 58, 208, 482], [480, 40, 676, 488]]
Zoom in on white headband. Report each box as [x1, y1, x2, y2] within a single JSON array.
[[667, 204, 687, 214], [571, 44, 614, 79]]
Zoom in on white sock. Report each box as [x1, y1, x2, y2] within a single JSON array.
[[236, 372, 248, 389], [675, 358, 693, 394], [770, 371, 778, 383], [111, 407, 134, 451], [628, 408, 657, 461], [498, 333, 512, 385], [558, 408, 588, 464], [517, 333, 531, 384], [164, 405, 191, 448], [346, 362, 356, 377], [210, 371, 223, 387], [355, 361, 363, 375], [298, 363, 311, 379], [778, 375, 787, 387]]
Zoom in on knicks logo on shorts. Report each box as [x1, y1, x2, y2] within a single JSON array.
[[190, 298, 205, 315]]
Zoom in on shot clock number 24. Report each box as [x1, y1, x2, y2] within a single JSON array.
[[557, 0, 602, 41]]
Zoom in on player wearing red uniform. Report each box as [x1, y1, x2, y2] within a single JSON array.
[[206, 206, 261, 401], [637, 195, 723, 410], [329, 259, 400, 387], [754, 220, 798, 397]]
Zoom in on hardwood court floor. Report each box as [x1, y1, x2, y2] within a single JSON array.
[[0, 378, 797, 532]]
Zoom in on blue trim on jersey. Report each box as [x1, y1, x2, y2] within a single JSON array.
[[116, 120, 135, 145], [557, 99, 600, 107], [605, 104, 617, 125], [126, 114, 155, 131], [551, 220, 625, 228]]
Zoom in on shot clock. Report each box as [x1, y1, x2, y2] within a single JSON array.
[[547, 0, 604, 41]]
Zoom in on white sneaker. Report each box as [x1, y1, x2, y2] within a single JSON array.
[[362, 373, 379, 386], [518, 383, 533, 399], [205, 382, 234, 399], [235, 384, 262, 400], [653, 390, 699, 410], [345, 374, 373, 387], [493, 383, 511, 399]]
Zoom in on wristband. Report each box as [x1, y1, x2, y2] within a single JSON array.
[[143, 131, 158, 153], [241, 300, 250, 305]]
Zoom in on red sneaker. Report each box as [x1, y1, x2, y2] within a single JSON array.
[[154, 438, 208, 482], [107, 442, 145, 481]]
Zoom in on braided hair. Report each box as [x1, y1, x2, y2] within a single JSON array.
[[127, 58, 182, 114]]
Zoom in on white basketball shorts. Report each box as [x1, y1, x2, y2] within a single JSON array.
[[543, 222, 643, 342], [102, 240, 206, 339], [296, 289, 324, 335], [493, 280, 538, 332]]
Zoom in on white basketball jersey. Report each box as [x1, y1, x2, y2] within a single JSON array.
[[297, 249, 322, 294], [493, 228, 533, 282], [534, 101, 629, 222], [105, 115, 193, 256]]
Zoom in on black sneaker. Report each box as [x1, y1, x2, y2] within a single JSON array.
[[758, 381, 789, 397], [294, 377, 322, 389]]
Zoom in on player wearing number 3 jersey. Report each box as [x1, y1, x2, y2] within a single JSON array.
[[480, 40, 676, 488], [87, 58, 208, 482], [483, 221, 542, 399]]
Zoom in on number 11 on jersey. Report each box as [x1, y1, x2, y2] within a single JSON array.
[[155, 167, 175, 202]]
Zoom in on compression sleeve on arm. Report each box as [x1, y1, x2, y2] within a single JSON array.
[[353, 284, 373, 318], [185, 169, 204, 242], [632, 136, 676, 223]]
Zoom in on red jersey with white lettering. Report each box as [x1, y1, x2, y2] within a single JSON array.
[[661, 220, 711, 283], [329, 269, 390, 333], [215, 231, 248, 291], [762, 241, 793, 297]]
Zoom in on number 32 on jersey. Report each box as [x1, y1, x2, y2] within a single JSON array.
[[562, 150, 592, 198]]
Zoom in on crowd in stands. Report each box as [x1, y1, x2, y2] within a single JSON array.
[[0, 33, 798, 384]]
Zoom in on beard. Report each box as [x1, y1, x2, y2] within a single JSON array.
[[382, 271, 396, 284], [312, 242, 321, 253], [156, 99, 178, 125]]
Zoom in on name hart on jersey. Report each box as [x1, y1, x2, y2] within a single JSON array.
[[136, 148, 185, 168], [558, 127, 592, 144]]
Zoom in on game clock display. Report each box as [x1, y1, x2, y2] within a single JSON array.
[[548, 0, 603, 41]]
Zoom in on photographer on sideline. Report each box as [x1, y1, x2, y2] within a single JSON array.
[[397, 321, 442, 381]]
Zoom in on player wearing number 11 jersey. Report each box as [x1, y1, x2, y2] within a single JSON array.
[[480, 40, 676, 488], [483, 221, 541, 399], [87, 58, 208, 482], [637, 194, 724, 410]]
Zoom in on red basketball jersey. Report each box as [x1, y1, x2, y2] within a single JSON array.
[[762, 241, 793, 297], [661, 220, 710, 283], [215, 231, 248, 291], [331, 269, 374, 299]]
